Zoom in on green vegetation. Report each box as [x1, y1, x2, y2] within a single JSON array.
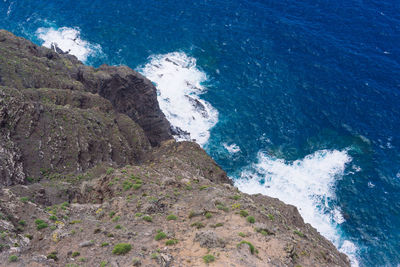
[[49, 215, 58, 221], [151, 253, 159, 259], [165, 239, 178, 245], [154, 231, 167, 241], [69, 220, 82, 224], [294, 230, 305, 237], [238, 232, 246, 237], [35, 219, 48, 230], [211, 223, 224, 228], [100, 261, 108, 267], [109, 211, 116, 218], [61, 201, 69, 210], [132, 258, 141, 265], [205, 212, 212, 219], [203, 254, 215, 264], [238, 241, 256, 254], [216, 204, 229, 212], [8, 255, 18, 262], [25, 234, 33, 240], [115, 224, 122, 229], [132, 183, 142, 190], [142, 215, 152, 222], [135, 212, 143, 217], [199, 185, 209, 190], [112, 216, 120, 222], [122, 180, 133, 191], [191, 222, 205, 229], [47, 251, 58, 261], [166, 214, 177, 221], [71, 251, 80, 257], [112, 243, 132, 255], [20, 197, 29, 203], [232, 195, 241, 200], [106, 168, 114, 175], [268, 214, 275, 221], [18, 220, 26, 226], [239, 210, 248, 217], [101, 242, 109, 247], [246, 216, 255, 224]]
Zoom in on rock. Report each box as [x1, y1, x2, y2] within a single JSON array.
[[79, 240, 94, 247], [158, 253, 173, 267], [194, 230, 225, 248]]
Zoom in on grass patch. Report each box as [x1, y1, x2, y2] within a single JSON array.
[[239, 210, 248, 217], [142, 215, 152, 222], [165, 239, 178, 245], [112, 243, 132, 255], [132, 183, 142, 190], [294, 230, 305, 237], [47, 251, 58, 261], [35, 219, 48, 230], [166, 214, 177, 221], [199, 185, 209, 190], [115, 224, 122, 229], [154, 231, 167, 241], [106, 168, 114, 175], [203, 254, 215, 264], [232, 195, 241, 200], [216, 204, 229, 212], [18, 220, 26, 226], [71, 251, 80, 257], [246, 216, 255, 224], [191, 222, 205, 229], [9, 255, 18, 262], [101, 242, 109, 247], [211, 223, 224, 228], [205, 212, 212, 219], [122, 180, 133, 191], [238, 241, 257, 254], [20, 197, 30, 203], [112, 216, 120, 222], [238, 232, 246, 237], [49, 215, 58, 221]]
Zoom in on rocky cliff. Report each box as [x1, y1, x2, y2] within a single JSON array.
[[0, 30, 350, 267]]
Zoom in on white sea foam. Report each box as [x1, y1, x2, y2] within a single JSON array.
[[36, 27, 102, 62], [236, 149, 359, 266], [223, 143, 241, 154], [138, 52, 218, 146]]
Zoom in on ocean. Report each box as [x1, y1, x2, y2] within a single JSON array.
[[1, 0, 399, 266]]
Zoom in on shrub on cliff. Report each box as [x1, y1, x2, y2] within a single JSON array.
[[112, 243, 132, 255]]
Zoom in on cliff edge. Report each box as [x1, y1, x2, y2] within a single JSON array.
[[0, 30, 349, 267]]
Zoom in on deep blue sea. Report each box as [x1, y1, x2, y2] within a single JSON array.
[[1, 0, 400, 266]]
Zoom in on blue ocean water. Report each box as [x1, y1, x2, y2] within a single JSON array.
[[1, 0, 400, 266]]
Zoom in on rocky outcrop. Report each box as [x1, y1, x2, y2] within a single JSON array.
[[0, 29, 172, 147], [0, 30, 172, 185], [0, 30, 349, 266]]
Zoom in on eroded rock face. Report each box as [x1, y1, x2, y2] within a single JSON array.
[[0, 29, 172, 185]]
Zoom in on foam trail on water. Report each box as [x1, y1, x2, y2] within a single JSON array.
[[36, 27, 102, 62], [138, 52, 218, 146], [236, 149, 359, 266], [223, 143, 241, 154]]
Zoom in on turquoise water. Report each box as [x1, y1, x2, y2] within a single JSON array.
[[1, 1, 400, 266]]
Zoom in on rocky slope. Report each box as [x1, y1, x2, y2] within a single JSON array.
[[0, 30, 350, 266]]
